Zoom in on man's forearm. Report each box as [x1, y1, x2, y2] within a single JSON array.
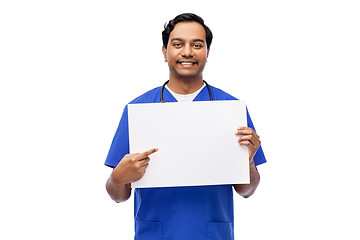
[[106, 175, 131, 203], [233, 159, 260, 198]]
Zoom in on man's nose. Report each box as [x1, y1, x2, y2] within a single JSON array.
[[181, 44, 193, 57]]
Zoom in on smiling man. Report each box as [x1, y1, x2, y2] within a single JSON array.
[[105, 13, 266, 240], [162, 21, 209, 94]]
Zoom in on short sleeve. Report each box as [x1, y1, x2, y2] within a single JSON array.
[[246, 108, 267, 166], [104, 105, 130, 168]]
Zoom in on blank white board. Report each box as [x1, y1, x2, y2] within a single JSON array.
[[128, 100, 249, 188]]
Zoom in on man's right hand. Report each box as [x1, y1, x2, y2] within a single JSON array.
[[111, 148, 159, 186], [106, 148, 158, 202]]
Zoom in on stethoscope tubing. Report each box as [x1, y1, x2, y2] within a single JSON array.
[[160, 80, 213, 103]]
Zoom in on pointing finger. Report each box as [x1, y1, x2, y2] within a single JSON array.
[[136, 148, 159, 161]]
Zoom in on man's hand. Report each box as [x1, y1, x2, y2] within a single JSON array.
[[235, 126, 261, 160], [106, 148, 158, 203], [233, 127, 261, 198], [112, 148, 159, 186]]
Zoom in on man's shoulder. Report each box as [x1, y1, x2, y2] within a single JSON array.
[[129, 86, 162, 104], [209, 85, 238, 101]]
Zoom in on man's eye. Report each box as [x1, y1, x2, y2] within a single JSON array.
[[173, 43, 182, 47], [194, 44, 203, 48]]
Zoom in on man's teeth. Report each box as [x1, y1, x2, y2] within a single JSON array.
[[181, 62, 194, 65]]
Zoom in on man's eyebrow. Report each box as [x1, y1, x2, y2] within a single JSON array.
[[170, 38, 183, 43], [170, 38, 205, 43], [191, 39, 205, 43]]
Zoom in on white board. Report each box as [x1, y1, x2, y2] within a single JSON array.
[[128, 100, 249, 188]]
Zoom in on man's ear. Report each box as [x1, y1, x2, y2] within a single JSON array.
[[207, 48, 210, 58], [162, 46, 168, 62]]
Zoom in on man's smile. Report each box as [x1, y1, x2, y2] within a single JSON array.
[[177, 60, 198, 67]]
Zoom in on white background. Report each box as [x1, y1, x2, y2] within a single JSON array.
[[1, 0, 359, 239]]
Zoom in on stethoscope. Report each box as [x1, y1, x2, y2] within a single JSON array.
[[160, 80, 213, 103]]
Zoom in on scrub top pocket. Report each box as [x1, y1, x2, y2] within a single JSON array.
[[207, 222, 234, 240]]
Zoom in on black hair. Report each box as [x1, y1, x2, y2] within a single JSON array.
[[162, 13, 213, 49]]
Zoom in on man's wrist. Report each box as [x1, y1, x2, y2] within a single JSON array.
[[110, 171, 128, 187], [249, 157, 255, 167]]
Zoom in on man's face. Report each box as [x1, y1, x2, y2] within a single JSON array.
[[162, 22, 210, 81]]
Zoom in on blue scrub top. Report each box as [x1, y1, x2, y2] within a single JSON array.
[[105, 84, 266, 240]]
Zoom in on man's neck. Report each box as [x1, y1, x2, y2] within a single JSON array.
[[167, 77, 204, 95]]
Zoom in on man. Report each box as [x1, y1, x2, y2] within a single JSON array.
[[105, 13, 266, 240]]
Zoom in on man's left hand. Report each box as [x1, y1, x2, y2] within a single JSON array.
[[235, 126, 261, 160]]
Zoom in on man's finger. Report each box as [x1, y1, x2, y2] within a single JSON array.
[[235, 126, 253, 135], [238, 135, 256, 146], [136, 148, 159, 161], [235, 127, 259, 140], [237, 126, 252, 131], [140, 158, 151, 168]]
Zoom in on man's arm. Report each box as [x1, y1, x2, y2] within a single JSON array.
[[233, 127, 261, 198], [233, 158, 260, 198], [106, 178, 132, 203], [105, 148, 158, 203]]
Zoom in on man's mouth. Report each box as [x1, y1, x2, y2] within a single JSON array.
[[177, 61, 197, 67]]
